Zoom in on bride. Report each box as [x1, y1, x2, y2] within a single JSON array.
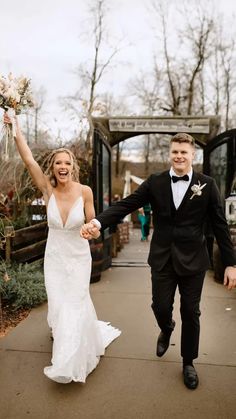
[[4, 113, 121, 383]]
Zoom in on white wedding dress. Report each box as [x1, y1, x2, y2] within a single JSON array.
[[43, 194, 121, 383]]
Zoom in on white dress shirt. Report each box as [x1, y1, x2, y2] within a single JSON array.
[[91, 218, 102, 230], [169, 167, 193, 209]]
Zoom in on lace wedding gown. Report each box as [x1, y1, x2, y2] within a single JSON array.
[[43, 194, 121, 383]]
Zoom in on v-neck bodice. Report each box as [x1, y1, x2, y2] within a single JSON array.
[[47, 193, 84, 230]]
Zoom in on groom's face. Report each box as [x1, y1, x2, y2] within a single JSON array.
[[169, 141, 195, 175]]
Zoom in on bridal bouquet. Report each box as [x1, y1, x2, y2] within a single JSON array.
[[0, 73, 34, 159]]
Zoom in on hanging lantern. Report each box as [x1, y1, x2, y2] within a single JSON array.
[[225, 193, 236, 224]]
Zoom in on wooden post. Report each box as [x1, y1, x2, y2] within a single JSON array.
[[4, 226, 14, 265]]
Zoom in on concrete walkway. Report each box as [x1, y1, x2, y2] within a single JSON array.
[[0, 228, 236, 419]]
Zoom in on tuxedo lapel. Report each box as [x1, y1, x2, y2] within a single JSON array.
[[162, 172, 175, 216]]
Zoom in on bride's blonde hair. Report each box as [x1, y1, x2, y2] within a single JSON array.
[[44, 148, 80, 187]]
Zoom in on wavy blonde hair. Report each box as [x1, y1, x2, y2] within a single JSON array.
[[44, 148, 80, 187]]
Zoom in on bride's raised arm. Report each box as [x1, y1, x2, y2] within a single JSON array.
[[3, 113, 50, 200]]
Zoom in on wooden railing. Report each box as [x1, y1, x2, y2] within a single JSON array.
[[4, 222, 48, 264]]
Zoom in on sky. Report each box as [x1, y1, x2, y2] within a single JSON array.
[[1, 0, 236, 141]]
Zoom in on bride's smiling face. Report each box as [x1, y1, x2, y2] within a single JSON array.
[[53, 152, 73, 183]]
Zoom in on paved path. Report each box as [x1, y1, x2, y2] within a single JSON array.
[[0, 227, 236, 419]]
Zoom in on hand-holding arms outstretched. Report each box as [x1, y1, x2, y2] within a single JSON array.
[[80, 179, 151, 240]]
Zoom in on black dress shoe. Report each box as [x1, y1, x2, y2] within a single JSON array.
[[183, 365, 199, 390], [156, 321, 175, 357]]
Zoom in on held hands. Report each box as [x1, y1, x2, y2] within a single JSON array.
[[80, 221, 100, 240], [224, 267, 236, 290]]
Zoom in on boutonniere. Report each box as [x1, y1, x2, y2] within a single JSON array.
[[190, 181, 207, 200]]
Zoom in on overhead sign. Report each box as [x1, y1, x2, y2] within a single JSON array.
[[109, 118, 210, 134]]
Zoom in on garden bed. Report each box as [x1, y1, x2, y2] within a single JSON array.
[[0, 300, 30, 337]]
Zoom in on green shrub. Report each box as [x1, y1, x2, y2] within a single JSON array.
[[0, 261, 47, 310], [11, 215, 31, 230]]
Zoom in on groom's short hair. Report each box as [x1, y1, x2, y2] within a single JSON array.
[[171, 133, 195, 146]]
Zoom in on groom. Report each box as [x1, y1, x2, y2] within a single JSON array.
[[81, 133, 236, 389]]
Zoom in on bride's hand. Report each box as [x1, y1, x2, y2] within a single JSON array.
[[80, 222, 100, 240], [3, 111, 18, 138], [3, 111, 17, 127], [3, 112, 12, 125]]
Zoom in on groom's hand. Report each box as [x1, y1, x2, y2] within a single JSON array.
[[224, 267, 236, 290], [80, 222, 100, 240]]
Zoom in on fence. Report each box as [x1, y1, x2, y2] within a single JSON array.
[[4, 222, 48, 264]]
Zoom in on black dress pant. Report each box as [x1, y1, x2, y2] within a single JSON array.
[[151, 261, 205, 360]]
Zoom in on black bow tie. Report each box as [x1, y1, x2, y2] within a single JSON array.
[[172, 174, 189, 183]]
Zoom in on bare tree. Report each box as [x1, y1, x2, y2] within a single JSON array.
[[210, 44, 221, 115], [32, 86, 47, 144], [130, 68, 161, 114], [150, 1, 187, 115], [204, 18, 236, 130], [181, 7, 214, 115], [199, 72, 205, 115], [160, 10, 182, 114], [220, 39, 235, 130], [149, 0, 214, 116], [62, 0, 121, 156], [98, 92, 130, 177], [130, 69, 163, 174]]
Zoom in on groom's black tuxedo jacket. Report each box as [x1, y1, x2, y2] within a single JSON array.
[[96, 170, 236, 275]]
